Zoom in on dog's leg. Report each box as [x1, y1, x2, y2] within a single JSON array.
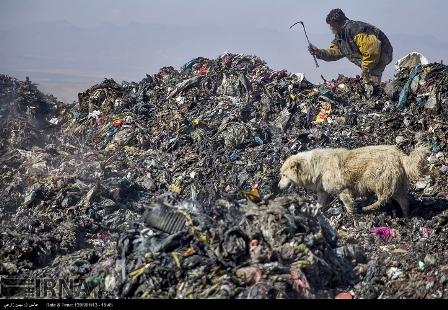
[[339, 189, 355, 214], [317, 191, 330, 210], [392, 193, 410, 218], [361, 195, 388, 213]]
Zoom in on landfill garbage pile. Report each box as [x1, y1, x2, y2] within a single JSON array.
[[1, 51, 448, 299]]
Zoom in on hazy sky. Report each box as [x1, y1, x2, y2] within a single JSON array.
[[1, 0, 447, 101], [1, 0, 448, 40]]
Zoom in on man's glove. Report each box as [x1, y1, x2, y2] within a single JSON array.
[[308, 44, 321, 57]]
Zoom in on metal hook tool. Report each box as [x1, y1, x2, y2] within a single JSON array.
[[290, 21, 319, 68]]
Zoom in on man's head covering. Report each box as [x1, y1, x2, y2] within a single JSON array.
[[326, 8, 349, 24]]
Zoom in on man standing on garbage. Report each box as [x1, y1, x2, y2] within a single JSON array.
[[308, 8, 393, 86]]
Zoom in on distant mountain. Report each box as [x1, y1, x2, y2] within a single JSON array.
[[389, 33, 447, 64], [1, 21, 446, 86]]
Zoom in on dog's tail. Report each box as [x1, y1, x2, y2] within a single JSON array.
[[401, 146, 429, 181]]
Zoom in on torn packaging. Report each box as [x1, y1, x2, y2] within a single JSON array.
[[278, 145, 428, 217]]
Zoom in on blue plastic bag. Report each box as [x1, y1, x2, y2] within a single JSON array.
[[397, 64, 421, 109]]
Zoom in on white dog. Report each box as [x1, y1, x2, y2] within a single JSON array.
[[278, 145, 428, 217]]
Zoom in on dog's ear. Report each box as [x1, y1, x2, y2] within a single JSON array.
[[290, 158, 304, 175]]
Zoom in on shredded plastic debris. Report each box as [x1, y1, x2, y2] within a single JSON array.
[[1, 51, 448, 299]]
